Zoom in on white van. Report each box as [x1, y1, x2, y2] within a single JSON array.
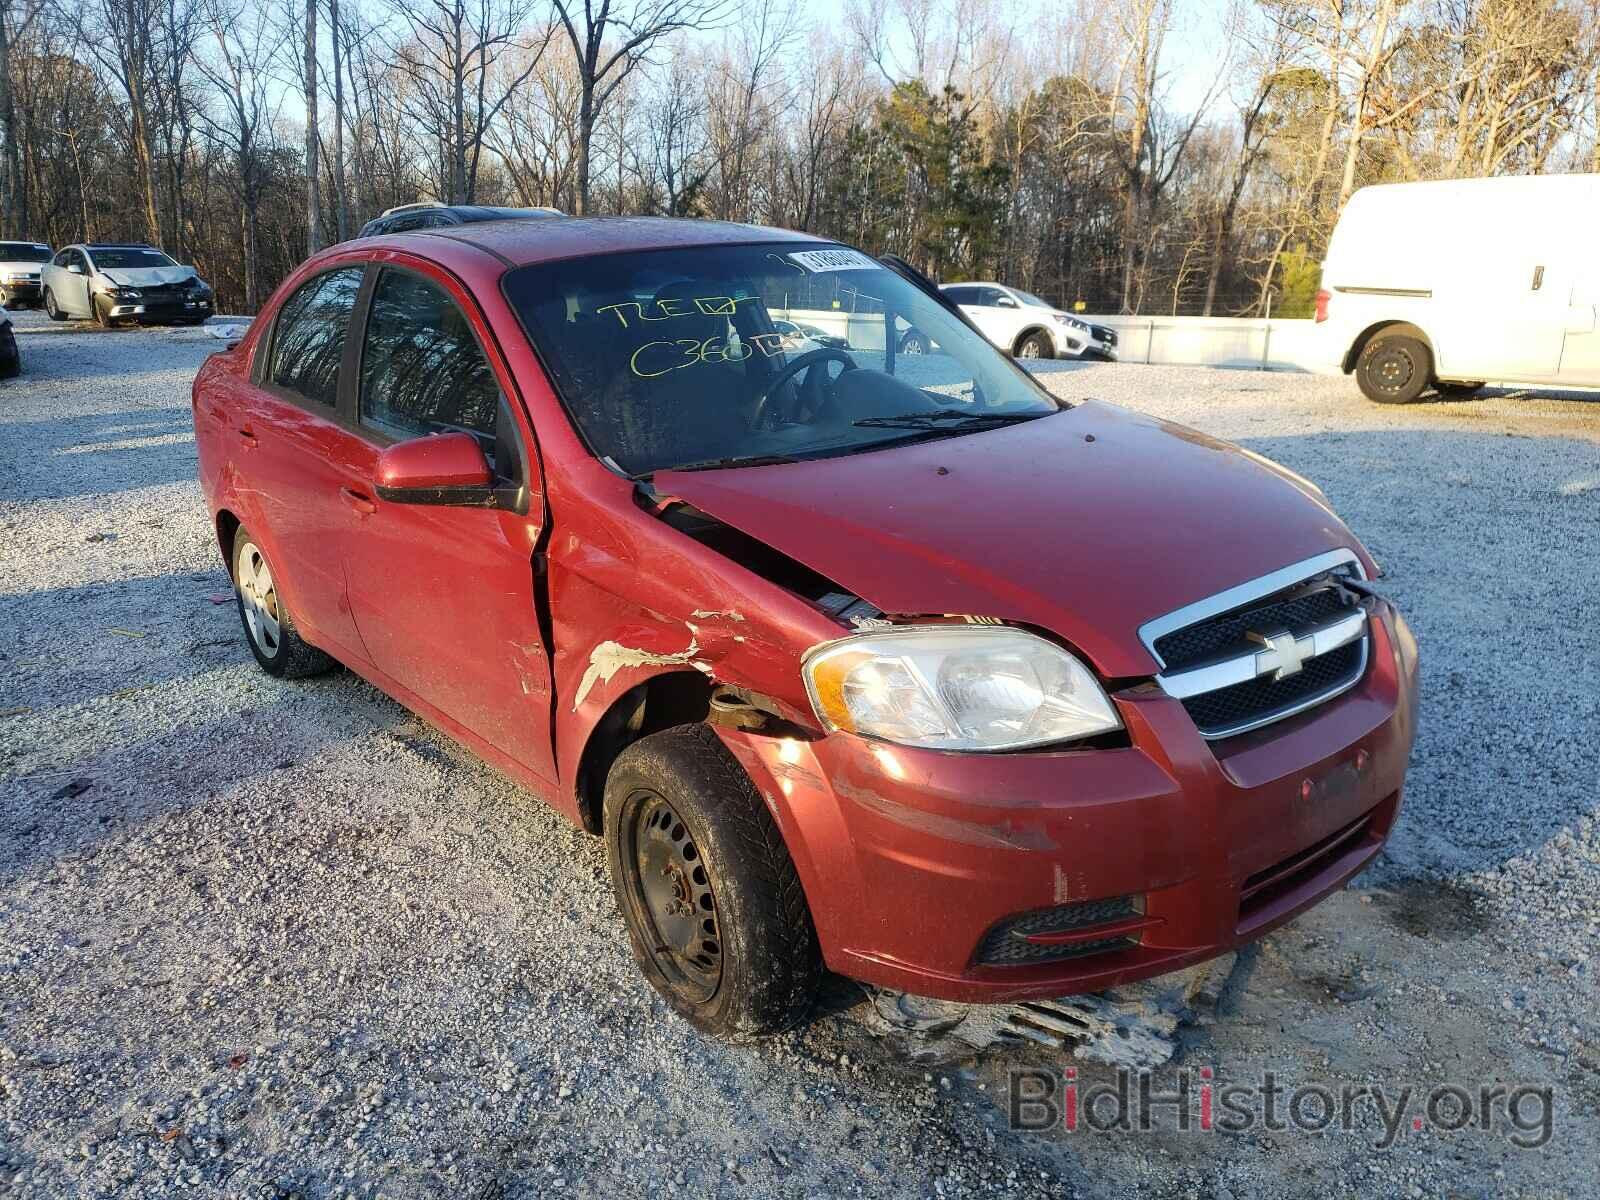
[[1317, 174, 1600, 402]]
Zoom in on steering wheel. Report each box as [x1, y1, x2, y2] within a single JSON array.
[[750, 346, 857, 431]]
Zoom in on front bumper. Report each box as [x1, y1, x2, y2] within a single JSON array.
[[106, 295, 213, 321], [718, 599, 1418, 1003], [2, 280, 41, 300]]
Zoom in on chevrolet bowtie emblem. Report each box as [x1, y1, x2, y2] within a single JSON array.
[[1248, 627, 1307, 680]]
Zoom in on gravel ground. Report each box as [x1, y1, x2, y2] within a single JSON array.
[[1, 308, 1596, 1199]]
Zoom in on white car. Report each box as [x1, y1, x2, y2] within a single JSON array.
[[938, 282, 1117, 361], [0, 241, 52, 309], [42, 243, 214, 328]]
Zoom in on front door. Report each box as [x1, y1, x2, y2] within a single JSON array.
[[59, 250, 93, 316], [335, 263, 556, 778]]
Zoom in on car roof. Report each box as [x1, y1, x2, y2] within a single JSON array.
[[942, 281, 1004, 288], [374, 215, 826, 269]]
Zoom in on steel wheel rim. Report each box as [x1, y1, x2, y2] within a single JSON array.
[[1372, 346, 1415, 394], [623, 789, 722, 1002], [236, 541, 282, 657]]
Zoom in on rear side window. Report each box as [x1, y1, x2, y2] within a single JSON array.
[[358, 268, 500, 440], [268, 267, 364, 406]]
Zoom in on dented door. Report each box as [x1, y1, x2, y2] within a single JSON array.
[[336, 262, 557, 780]]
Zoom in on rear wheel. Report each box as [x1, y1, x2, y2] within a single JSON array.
[[1015, 330, 1053, 360], [1356, 333, 1432, 404], [232, 529, 335, 678], [898, 328, 929, 355], [43, 289, 66, 321], [604, 724, 821, 1040]]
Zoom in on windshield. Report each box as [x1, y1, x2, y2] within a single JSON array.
[[90, 247, 177, 270], [0, 243, 50, 263], [502, 242, 1062, 476]]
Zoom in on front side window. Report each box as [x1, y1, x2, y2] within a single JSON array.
[[943, 286, 977, 305], [358, 268, 501, 440], [87, 247, 178, 270], [51, 250, 71, 268], [268, 266, 365, 406], [502, 242, 1061, 476]]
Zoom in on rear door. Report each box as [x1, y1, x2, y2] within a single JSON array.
[[334, 262, 556, 777], [232, 264, 370, 658]]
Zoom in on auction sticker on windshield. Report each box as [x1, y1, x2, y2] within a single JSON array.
[[789, 248, 880, 273]]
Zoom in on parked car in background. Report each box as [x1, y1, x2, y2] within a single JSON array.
[[0, 241, 53, 309], [356, 202, 565, 238], [940, 282, 1118, 361], [194, 217, 1416, 1040], [770, 316, 850, 350], [1318, 173, 1600, 403], [42, 243, 214, 328], [0, 307, 18, 377]]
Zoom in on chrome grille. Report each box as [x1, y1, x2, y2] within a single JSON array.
[[1140, 550, 1371, 740]]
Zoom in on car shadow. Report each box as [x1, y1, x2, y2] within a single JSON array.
[[0, 406, 198, 500]]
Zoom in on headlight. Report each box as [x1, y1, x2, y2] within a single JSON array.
[[803, 626, 1121, 751], [1051, 313, 1088, 331], [110, 286, 142, 299]]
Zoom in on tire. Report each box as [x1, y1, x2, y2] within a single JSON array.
[[1435, 381, 1485, 399], [898, 328, 929, 355], [604, 724, 822, 1040], [0, 290, 13, 310], [231, 528, 336, 678], [93, 294, 119, 330], [43, 289, 66, 321], [1356, 333, 1432, 404], [1015, 329, 1054, 360]]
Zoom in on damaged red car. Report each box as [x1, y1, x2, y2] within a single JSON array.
[[193, 219, 1419, 1038]]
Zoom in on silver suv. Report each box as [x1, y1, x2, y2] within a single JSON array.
[[42, 243, 214, 328]]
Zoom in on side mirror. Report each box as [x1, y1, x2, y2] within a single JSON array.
[[994, 295, 1018, 308], [374, 431, 497, 507], [67, 262, 84, 275]]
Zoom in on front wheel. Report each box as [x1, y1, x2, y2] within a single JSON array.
[[604, 724, 821, 1040], [898, 328, 929, 355], [1015, 330, 1054, 360], [1356, 333, 1432, 404], [93, 295, 123, 330], [43, 289, 66, 321]]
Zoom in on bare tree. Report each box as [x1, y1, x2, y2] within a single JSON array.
[[305, 0, 321, 252], [547, 0, 730, 214]]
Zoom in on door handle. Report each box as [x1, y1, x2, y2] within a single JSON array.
[[1532, 265, 1544, 291], [340, 486, 377, 515], [236, 425, 258, 448]]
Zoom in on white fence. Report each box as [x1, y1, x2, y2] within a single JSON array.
[[1078, 315, 1331, 373]]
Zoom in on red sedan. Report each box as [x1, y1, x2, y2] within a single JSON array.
[[193, 219, 1418, 1039]]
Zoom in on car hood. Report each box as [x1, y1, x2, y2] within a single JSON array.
[[653, 400, 1367, 677], [99, 266, 199, 286]]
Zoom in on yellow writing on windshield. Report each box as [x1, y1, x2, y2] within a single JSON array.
[[629, 332, 814, 378], [597, 295, 757, 328]]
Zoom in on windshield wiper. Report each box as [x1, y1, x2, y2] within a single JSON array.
[[851, 408, 1051, 430], [669, 452, 803, 473]]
